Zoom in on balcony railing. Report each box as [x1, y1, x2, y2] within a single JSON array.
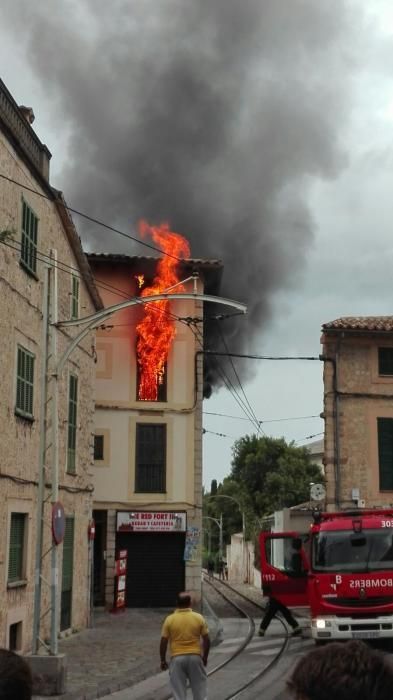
[[0, 79, 51, 180]]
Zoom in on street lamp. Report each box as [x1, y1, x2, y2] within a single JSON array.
[[202, 515, 223, 560], [32, 267, 247, 655], [205, 494, 246, 581]]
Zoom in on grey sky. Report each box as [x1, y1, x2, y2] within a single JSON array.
[[1, 1, 393, 486]]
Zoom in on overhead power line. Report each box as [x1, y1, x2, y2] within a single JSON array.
[[295, 432, 324, 444], [203, 411, 321, 423], [0, 172, 184, 262], [203, 351, 320, 361], [215, 320, 261, 433]]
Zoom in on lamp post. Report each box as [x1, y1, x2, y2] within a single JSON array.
[[32, 273, 247, 655], [203, 515, 223, 560], [205, 494, 246, 581]]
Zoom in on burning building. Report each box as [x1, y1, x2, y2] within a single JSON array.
[[88, 242, 222, 607]]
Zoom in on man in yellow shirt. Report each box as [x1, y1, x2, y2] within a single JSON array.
[[160, 591, 210, 700]]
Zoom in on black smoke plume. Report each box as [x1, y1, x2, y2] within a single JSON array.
[[3, 0, 357, 393]]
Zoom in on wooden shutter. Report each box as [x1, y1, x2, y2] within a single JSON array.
[[378, 348, 393, 376], [21, 200, 38, 273], [62, 518, 75, 593], [71, 275, 79, 320], [8, 514, 25, 582], [67, 375, 78, 473], [378, 418, 393, 490], [16, 347, 34, 417]]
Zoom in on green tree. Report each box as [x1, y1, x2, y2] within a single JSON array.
[[230, 434, 323, 516]]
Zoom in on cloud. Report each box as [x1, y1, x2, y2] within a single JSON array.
[[2, 0, 362, 389]]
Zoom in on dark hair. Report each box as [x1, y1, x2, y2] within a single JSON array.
[[0, 649, 33, 700], [177, 592, 191, 608], [287, 640, 393, 700]]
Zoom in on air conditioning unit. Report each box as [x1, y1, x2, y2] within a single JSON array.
[[357, 499, 366, 508]]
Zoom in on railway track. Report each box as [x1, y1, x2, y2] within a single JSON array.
[[203, 575, 295, 700]]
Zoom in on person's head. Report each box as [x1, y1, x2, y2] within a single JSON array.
[[292, 538, 303, 551], [177, 592, 192, 608], [0, 648, 33, 700], [287, 640, 393, 700]]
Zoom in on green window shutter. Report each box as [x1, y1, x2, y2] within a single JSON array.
[[71, 275, 79, 320], [378, 348, 393, 376], [378, 418, 393, 490], [15, 346, 35, 418], [67, 375, 78, 473], [62, 518, 75, 593], [8, 514, 25, 582], [20, 200, 38, 274]]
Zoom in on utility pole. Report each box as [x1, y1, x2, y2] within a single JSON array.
[[219, 513, 223, 561]]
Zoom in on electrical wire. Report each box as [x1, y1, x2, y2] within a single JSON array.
[[203, 411, 321, 423], [0, 172, 185, 262], [202, 428, 235, 439], [215, 320, 261, 433], [0, 237, 186, 327], [191, 323, 262, 429], [295, 432, 324, 444], [203, 351, 320, 361]]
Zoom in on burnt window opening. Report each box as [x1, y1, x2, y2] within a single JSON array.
[[136, 361, 167, 402], [94, 435, 104, 461], [135, 424, 166, 493], [378, 348, 393, 376]]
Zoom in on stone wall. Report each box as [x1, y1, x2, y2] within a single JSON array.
[[322, 332, 393, 509], [0, 129, 97, 652]]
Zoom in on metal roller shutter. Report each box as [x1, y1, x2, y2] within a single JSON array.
[[116, 532, 185, 607]]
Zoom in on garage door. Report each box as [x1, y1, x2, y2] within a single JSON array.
[[116, 532, 185, 607]]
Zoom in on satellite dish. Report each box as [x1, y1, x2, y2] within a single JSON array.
[[310, 483, 326, 501]]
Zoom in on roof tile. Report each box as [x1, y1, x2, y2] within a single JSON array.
[[323, 316, 393, 332]]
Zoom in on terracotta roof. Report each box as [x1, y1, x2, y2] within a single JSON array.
[[323, 317, 393, 332], [88, 253, 223, 296], [87, 253, 222, 267]]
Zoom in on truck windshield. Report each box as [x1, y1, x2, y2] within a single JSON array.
[[312, 529, 393, 573]]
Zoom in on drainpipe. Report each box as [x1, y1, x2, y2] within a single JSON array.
[[321, 338, 341, 509]]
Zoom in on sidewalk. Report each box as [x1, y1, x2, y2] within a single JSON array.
[[33, 597, 222, 700], [33, 582, 307, 700]]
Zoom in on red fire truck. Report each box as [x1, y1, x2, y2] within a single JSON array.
[[260, 509, 393, 642]]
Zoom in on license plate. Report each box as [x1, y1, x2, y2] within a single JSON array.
[[352, 631, 380, 639]]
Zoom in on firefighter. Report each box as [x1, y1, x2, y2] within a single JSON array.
[[258, 538, 305, 637]]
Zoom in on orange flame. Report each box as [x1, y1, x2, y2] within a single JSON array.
[[135, 274, 145, 288], [136, 221, 191, 401]]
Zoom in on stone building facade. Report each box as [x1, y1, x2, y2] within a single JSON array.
[[0, 79, 102, 654], [88, 254, 222, 609], [322, 316, 393, 509]]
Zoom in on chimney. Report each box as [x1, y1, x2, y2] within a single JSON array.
[[19, 105, 35, 125]]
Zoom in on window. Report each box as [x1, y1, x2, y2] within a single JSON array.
[[135, 424, 166, 493], [67, 375, 78, 474], [70, 275, 79, 320], [20, 200, 38, 275], [8, 513, 26, 583], [9, 622, 22, 651], [15, 346, 35, 419], [379, 348, 393, 376], [94, 435, 104, 461], [136, 352, 167, 402], [378, 417, 393, 490]]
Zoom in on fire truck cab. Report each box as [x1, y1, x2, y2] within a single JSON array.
[[260, 509, 393, 641]]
